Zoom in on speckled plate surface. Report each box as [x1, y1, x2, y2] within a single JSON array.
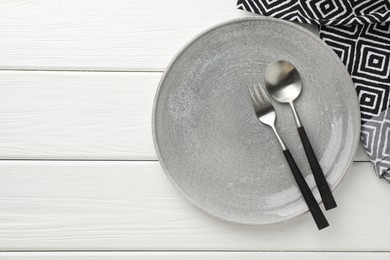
[[152, 17, 360, 225]]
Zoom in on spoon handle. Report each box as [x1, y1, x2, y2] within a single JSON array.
[[283, 149, 329, 230], [298, 126, 337, 210]]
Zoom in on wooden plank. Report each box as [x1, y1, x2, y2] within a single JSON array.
[[0, 161, 386, 250], [0, 71, 158, 160], [0, 0, 256, 71], [0, 252, 389, 260], [0, 70, 369, 161]]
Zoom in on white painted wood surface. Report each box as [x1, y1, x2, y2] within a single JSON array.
[[0, 0, 384, 258], [0, 71, 158, 160], [0, 0, 255, 71], [1, 252, 390, 260], [0, 161, 387, 251]]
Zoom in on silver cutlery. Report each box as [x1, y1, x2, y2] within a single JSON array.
[[264, 60, 337, 210], [248, 83, 329, 230]]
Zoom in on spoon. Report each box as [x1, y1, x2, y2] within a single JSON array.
[[264, 60, 337, 210]]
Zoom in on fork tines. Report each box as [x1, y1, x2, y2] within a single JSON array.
[[248, 83, 273, 114]]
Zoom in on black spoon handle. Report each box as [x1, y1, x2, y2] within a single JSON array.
[[283, 149, 329, 230], [298, 126, 337, 210]]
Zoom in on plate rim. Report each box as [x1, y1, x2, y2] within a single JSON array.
[[152, 16, 361, 225]]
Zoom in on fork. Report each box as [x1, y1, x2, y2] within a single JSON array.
[[248, 83, 329, 230]]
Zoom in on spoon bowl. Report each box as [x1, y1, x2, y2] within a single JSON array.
[[264, 60, 302, 104]]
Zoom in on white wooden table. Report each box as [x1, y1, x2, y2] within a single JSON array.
[[0, 0, 389, 259]]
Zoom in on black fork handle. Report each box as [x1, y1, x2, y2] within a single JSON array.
[[283, 149, 329, 230], [298, 126, 337, 210]]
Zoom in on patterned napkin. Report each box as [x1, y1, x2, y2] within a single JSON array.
[[237, 0, 390, 181]]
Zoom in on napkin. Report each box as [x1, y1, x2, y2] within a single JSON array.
[[237, 0, 390, 181]]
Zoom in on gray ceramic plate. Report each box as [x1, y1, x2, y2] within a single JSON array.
[[153, 17, 360, 225]]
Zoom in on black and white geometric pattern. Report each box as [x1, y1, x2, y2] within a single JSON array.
[[237, 0, 390, 181]]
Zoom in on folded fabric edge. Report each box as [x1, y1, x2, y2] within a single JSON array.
[[374, 158, 390, 183]]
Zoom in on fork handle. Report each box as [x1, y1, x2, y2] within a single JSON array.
[[283, 149, 329, 230], [298, 126, 337, 210]]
